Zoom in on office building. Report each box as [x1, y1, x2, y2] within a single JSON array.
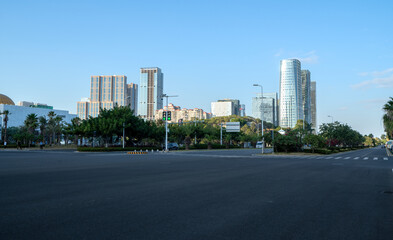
[[76, 75, 138, 120], [211, 101, 234, 117], [138, 67, 164, 120], [217, 99, 240, 116], [0, 94, 76, 140], [301, 70, 312, 124], [155, 103, 212, 123], [240, 104, 246, 117], [310, 81, 317, 133], [279, 59, 303, 128], [252, 92, 278, 126], [127, 83, 138, 115]]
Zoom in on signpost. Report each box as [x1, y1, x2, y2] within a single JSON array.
[[225, 122, 240, 132]]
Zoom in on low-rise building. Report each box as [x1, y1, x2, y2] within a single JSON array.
[[154, 103, 212, 123]]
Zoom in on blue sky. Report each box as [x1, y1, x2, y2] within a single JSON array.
[[1, 0, 392, 137]]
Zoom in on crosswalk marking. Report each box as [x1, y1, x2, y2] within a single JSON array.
[[327, 157, 333, 159], [373, 157, 378, 160], [354, 157, 360, 160], [344, 157, 351, 159], [335, 157, 342, 159], [363, 157, 369, 160], [384, 157, 388, 160]]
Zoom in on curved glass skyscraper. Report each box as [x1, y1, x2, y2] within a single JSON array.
[[279, 59, 303, 128]]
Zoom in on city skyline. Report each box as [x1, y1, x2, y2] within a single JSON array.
[[1, 1, 392, 137]]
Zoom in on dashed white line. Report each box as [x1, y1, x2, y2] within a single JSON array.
[[384, 157, 388, 161], [335, 157, 342, 159], [354, 157, 360, 160], [344, 157, 350, 159], [373, 157, 378, 160], [327, 157, 333, 159], [363, 157, 369, 160]]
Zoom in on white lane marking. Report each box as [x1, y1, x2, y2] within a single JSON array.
[[363, 157, 369, 160], [384, 157, 388, 161], [335, 157, 342, 159], [327, 157, 333, 159], [344, 157, 350, 159], [317, 157, 324, 159], [354, 157, 360, 160], [373, 157, 378, 160]]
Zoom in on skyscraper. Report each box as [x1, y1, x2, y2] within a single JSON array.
[[301, 70, 311, 124], [279, 59, 303, 128], [138, 68, 164, 120], [217, 99, 240, 116], [310, 81, 317, 133], [252, 92, 278, 126], [89, 75, 127, 118], [127, 83, 138, 115], [76, 75, 138, 119]]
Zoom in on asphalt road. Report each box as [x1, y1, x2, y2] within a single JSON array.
[[0, 147, 392, 240]]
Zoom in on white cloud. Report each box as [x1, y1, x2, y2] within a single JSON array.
[[359, 67, 393, 77], [297, 51, 319, 64], [352, 69, 393, 89]]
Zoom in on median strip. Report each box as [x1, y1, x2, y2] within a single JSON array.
[[127, 152, 148, 155]]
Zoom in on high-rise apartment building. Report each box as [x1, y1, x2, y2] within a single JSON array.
[[76, 75, 138, 119], [138, 67, 164, 120], [301, 70, 311, 124], [240, 104, 246, 117], [279, 59, 303, 128], [252, 92, 278, 126], [127, 83, 138, 115], [310, 81, 317, 133]]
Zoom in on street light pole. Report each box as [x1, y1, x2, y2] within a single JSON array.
[[122, 122, 125, 149], [253, 84, 264, 154], [328, 115, 334, 124], [162, 94, 178, 152]]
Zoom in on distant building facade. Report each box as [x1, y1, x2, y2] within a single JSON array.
[[127, 83, 138, 115], [279, 59, 303, 128], [301, 70, 312, 124], [138, 67, 164, 120], [211, 101, 233, 117], [217, 99, 240, 116], [18, 101, 53, 109], [252, 92, 278, 126], [76, 75, 138, 120], [154, 103, 212, 123], [240, 104, 246, 117], [310, 81, 317, 133]]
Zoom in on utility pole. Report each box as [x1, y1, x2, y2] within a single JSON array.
[[122, 122, 125, 149]]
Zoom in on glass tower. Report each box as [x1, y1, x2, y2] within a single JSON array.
[[138, 67, 164, 120], [279, 59, 303, 128]]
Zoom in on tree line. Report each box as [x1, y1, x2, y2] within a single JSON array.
[[0, 105, 381, 151]]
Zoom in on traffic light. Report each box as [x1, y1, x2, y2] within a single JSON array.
[[162, 111, 166, 121], [167, 111, 172, 121]]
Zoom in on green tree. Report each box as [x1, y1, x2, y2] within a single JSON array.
[[382, 97, 393, 139], [303, 134, 326, 153]]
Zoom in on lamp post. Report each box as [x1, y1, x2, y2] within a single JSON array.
[[253, 84, 264, 154], [162, 94, 178, 152], [122, 122, 125, 149], [327, 115, 334, 147]]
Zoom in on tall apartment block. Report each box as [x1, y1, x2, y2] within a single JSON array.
[[127, 83, 138, 115], [76, 75, 138, 119], [301, 70, 312, 124], [310, 81, 317, 133], [138, 67, 163, 120], [211, 99, 241, 117], [252, 92, 278, 126], [279, 59, 303, 128], [217, 99, 241, 116]]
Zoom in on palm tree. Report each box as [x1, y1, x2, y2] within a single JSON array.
[[24, 114, 38, 147], [383, 97, 393, 139], [1, 110, 10, 145], [47, 111, 56, 145], [38, 116, 47, 140]]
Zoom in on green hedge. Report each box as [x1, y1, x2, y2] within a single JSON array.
[[0, 144, 35, 148], [179, 144, 241, 150], [77, 146, 162, 152]]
